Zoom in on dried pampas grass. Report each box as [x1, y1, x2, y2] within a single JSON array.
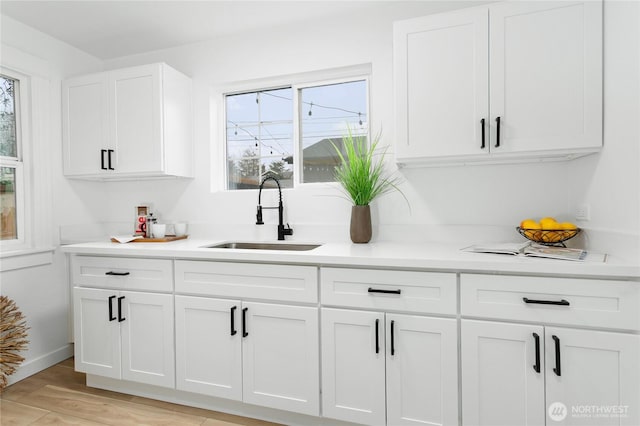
[[0, 295, 29, 389]]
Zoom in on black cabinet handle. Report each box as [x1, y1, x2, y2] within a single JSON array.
[[495, 116, 501, 148], [242, 307, 248, 337], [375, 319, 380, 354], [107, 149, 114, 170], [480, 118, 486, 149], [390, 320, 396, 356], [368, 288, 401, 295], [100, 149, 107, 170], [552, 335, 561, 376], [117, 296, 125, 322], [108, 295, 116, 321], [105, 271, 130, 276], [523, 297, 570, 306], [532, 332, 541, 373], [230, 306, 237, 336]]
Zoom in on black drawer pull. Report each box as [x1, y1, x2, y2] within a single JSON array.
[[532, 332, 540, 373], [368, 288, 401, 295], [100, 149, 107, 170], [242, 307, 248, 337], [523, 297, 569, 306], [106, 271, 130, 276], [107, 149, 115, 170], [230, 306, 237, 336], [117, 296, 126, 322], [375, 319, 380, 354], [108, 295, 116, 321], [390, 320, 396, 356], [552, 335, 561, 376], [495, 116, 501, 148], [480, 118, 486, 149]]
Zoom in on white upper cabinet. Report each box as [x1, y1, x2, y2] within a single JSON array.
[[394, 1, 603, 166], [62, 63, 193, 179], [394, 8, 489, 160], [62, 73, 109, 176]]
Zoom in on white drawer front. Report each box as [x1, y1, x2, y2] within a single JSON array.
[[71, 256, 173, 292], [461, 274, 640, 331], [175, 261, 318, 303], [321, 267, 457, 315]]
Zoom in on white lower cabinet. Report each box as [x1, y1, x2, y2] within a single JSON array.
[[321, 308, 458, 426], [73, 287, 174, 388], [175, 295, 319, 416], [462, 319, 640, 426], [174, 296, 242, 400]]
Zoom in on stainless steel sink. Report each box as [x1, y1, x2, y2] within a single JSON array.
[[203, 242, 321, 251]]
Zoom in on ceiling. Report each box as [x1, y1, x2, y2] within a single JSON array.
[[1, 1, 418, 60]]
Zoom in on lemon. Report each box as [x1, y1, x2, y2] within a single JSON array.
[[540, 218, 562, 230], [520, 219, 538, 229], [560, 222, 578, 239], [520, 219, 541, 240]]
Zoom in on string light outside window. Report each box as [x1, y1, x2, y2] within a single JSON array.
[[225, 78, 368, 190]]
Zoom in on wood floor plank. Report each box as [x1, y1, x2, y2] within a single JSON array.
[[3, 359, 285, 426], [4, 365, 133, 404], [31, 412, 107, 425], [0, 399, 49, 425], [23, 385, 206, 426], [128, 396, 282, 425]]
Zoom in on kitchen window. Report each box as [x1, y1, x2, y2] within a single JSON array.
[[1, 48, 53, 270], [0, 72, 23, 244], [225, 77, 368, 190]]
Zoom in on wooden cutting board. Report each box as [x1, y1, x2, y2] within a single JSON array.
[[111, 235, 188, 243]]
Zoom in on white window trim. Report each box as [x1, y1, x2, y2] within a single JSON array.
[[215, 63, 372, 192], [0, 44, 54, 271]]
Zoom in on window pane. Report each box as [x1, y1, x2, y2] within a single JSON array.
[[0, 167, 17, 240], [0, 75, 18, 158], [226, 88, 293, 190], [300, 80, 368, 183]]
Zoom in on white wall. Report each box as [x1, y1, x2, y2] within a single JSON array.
[[99, 0, 639, 257], [568, 0, 640, 258], [0, 15, 103, 382]]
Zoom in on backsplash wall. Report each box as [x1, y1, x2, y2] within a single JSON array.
[[98, 1, 608, 245]]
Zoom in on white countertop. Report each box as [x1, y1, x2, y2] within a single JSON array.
[[61, 238, 640, 279]]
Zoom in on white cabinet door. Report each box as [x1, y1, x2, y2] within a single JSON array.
[[394, 7, 488, 160], [461, 319, 545, 426], [489, 1, 603, 154], [108, 64, 163, 174], [386, 314, 459, 426], [321, 308, 386, 425], [175, 296, 242, 400], [62, 73, 108, 175], [73, 287, 121, 379], [242, 302, 319, 416], [545, 327, 640, 426], [120, 291, 174, 388]]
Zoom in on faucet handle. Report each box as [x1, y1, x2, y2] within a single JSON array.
[[284, 223, 293, 236]]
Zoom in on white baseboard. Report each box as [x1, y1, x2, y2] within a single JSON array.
[[7, 344, 73, 385]]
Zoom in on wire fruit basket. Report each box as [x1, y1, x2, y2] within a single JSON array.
[[516, 227, 581, 247]]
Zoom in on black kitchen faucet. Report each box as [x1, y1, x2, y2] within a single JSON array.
[[255, 175, 293, 241]]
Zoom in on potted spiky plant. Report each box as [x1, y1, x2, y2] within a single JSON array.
[[332, 128, 406, 243]]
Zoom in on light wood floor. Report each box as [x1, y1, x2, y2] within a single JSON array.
[[0, 358, 283, 426]]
